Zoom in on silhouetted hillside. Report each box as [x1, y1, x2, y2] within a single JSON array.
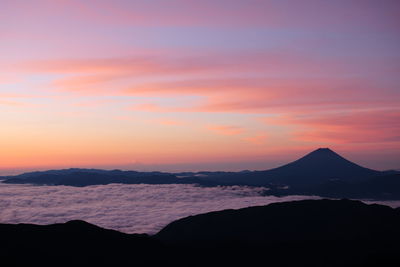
[[156, 199, 400, 243], [156, 199, 400, 266], [2, 200, 400, 266], [0, 220, 169, 266]]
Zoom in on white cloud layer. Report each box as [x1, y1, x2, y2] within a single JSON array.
[[0, 183, 319, 234], [1, 183, 398, 234]]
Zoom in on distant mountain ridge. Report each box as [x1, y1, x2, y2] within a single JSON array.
[[2, 148, 399, 199], [195, 148, 380, 186], [1, 168, 211, 187]]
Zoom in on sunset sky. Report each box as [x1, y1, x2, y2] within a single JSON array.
[[1, 0, 399, 173]]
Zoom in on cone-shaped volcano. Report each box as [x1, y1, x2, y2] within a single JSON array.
[[262, 148, 380, 185], [194, 148, 381, 187]]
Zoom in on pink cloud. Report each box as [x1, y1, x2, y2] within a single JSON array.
[[263, 109, 400, 145], [113, 115, 138, 121], [0, 75, 21, 85], [157, 119, 185, 126], [17, 48, 391, 81], [14, 51, 394, 116], [11, 49, 397, 117], [206, 125, 244, 135], [243, 134, 268, 145], [1, 0, 399, 170], [130, 103, 170, 113], [0, 99, 25, 107], [0, 96, 40, 107], [11, 0, 398, 32], [72, 98, 120, 108]]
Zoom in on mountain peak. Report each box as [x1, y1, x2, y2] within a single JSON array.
[[298, 147, 361, 166], [264, 148, 380, 185], [316, 147, 332, 151], [304, 147, 344, 159], [311, 147, 336, 154], [297, 148, 335, 159]]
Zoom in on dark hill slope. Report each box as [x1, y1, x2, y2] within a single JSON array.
[[156, 199, 400, 243], [156, 199, 400, 266], [1, 200, 400, 266], [0, 220, 168, 266]]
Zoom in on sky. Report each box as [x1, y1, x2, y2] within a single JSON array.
[[1, 0, 399, 173]]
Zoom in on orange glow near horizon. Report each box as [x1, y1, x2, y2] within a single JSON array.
[[1, 0, 399, 173]]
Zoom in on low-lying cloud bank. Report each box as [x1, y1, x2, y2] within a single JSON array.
[[0, 183, 321, 234], [1, 183, 398, 234]]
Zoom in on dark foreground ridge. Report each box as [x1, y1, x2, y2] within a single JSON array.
[[0, 220, 165, 266], [1, 148, 399, 199], [1, 199, 400, 266]]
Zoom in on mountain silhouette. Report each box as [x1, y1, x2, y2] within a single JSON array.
[[0, 219, 168, 266], [260, 148, 380, 184], [155, 199, 400, 266], [2, 148, 398, 199], [1, 168, 212, 187], [195, 148, 380, 187], [0, 148, 380, 187], [156, 199, 400, 243], [2, 199, 400, 266]]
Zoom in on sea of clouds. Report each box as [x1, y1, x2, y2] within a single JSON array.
[[0, 183, 322, 234], [1, 183, 398, 234]]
